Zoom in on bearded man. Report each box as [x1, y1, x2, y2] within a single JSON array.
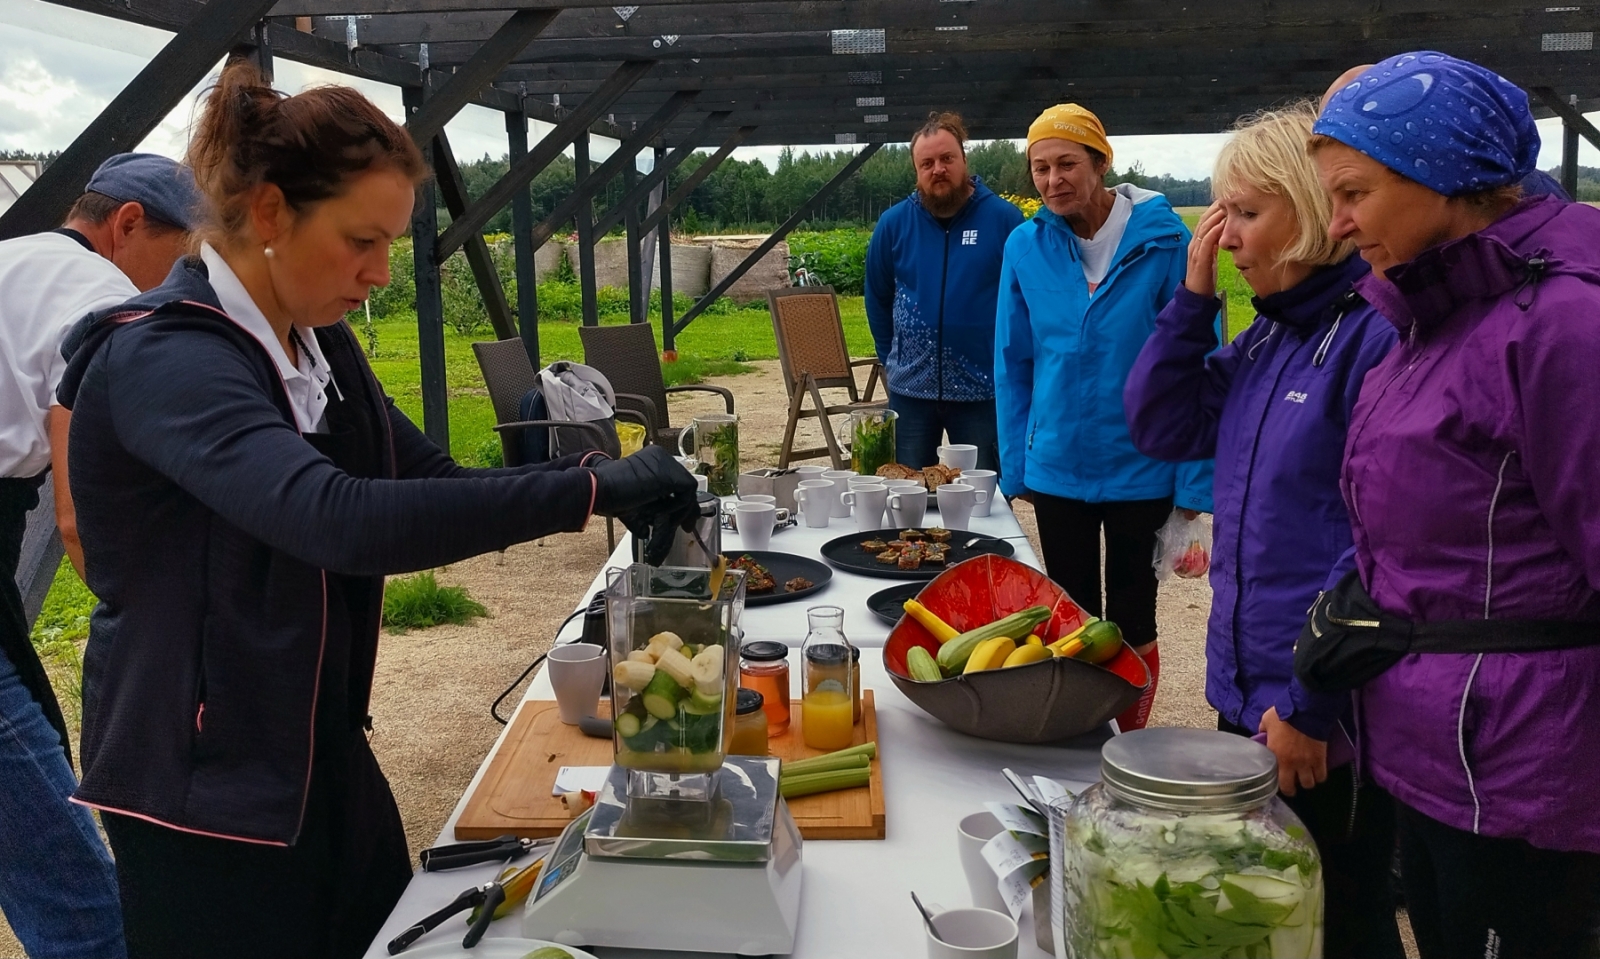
[[864, 112, 1023, 469]]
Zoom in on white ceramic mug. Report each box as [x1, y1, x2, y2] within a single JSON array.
[[937, 444, 980, 472], [926, 907, 1019, 959], [889, 487, 928, 528], [793, 465, 827, 481], [821, 469, 857, 517], [960, 470, 1000, 517], [936, 483, 988, 530], [841, 483, 890, 532], [957, 812, 1008, 914], [546, 644, 607, 725], [794, 479, 835, 529], [733, 502, 777, 550]]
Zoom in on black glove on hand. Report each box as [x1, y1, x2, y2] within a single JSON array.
[[588, 445, 697, 517], [623, 491, 703, 566]]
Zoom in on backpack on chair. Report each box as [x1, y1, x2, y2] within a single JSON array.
[[516, 361, 622, 464]]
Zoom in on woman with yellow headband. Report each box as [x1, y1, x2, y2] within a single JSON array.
[[995, 104, 1213, 731]]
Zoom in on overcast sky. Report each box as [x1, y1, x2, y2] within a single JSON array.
[[3, 0, 1596, 182]]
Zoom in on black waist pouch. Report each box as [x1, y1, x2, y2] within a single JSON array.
[[1294, 570, 1600, 693]]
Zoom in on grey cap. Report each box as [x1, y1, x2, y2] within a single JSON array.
[[84, 153, 202, 231]]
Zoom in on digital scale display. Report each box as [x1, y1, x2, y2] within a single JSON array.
[[534, 807, 592, 903]]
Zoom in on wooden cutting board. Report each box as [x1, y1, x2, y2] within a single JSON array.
[[454, 691, 885, 841]]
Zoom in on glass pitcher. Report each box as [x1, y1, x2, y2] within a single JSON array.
[[836, 408, 897, 478], [800, 606, 856, 750], [677, 413, 740, 496], [607, 563, 747, 801]]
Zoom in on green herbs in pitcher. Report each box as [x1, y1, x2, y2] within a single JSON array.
[[699, 421, 739, 496], [851, 415, 896, 477]]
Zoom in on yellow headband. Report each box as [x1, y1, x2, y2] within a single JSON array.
[[1026, 104, 1113, 167]]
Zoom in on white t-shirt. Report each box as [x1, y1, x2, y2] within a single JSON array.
[[0, 231, 137, 478], [1076, 190, 1133, 292], [201, 244, 335, 434]]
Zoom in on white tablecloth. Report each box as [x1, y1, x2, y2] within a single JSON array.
[[363, 496, 1105, 959]]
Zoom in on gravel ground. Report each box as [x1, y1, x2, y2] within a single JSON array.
[[1, 359, 1414, 957]]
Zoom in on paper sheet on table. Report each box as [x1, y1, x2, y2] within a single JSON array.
[[981, 829, 1050, 919], [552, 765, 611, 796], [985, 801, 1047, 837]]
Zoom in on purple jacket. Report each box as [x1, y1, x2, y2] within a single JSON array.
[[1345, 196, 1600, 853], [1125, 256, 1397, 741]]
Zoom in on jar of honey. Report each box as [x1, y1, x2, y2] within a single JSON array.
[[739, 640, 791, 736], [730, 688, 769, 756]]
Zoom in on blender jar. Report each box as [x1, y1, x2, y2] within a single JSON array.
[[607, 564, 747, 799], [1053, 728, 1324, 959]]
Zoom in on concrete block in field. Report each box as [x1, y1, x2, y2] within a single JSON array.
[[709, 240, 790, 304], [665, 244, 712, 297], [534, 241, 569, 281]]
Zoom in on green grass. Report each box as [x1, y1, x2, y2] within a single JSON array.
[[381, 571, 489, 633]]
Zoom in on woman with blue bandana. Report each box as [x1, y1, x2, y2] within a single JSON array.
[[1305, 52, 1600, 957]]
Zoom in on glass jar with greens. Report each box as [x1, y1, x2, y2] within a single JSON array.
[[837, 408, 897, 478], [1053, 728, 1323, 959], [678, 413, 740, 496]]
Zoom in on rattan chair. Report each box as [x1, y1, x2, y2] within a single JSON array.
[[471, 338, 643, 549], [767, 286, 884, 469], [579, 322, 734, 449]]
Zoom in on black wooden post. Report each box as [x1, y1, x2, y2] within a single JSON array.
[[508, 109, 540, 367], [404, 85, 450, 452], [655, 144, 678, 359], [625, 160, 646, 324], [433, 130, 518, 342], [0, 0, 280, 239], [575, 133, 600, 327], [1563, 110, 1581, 201]]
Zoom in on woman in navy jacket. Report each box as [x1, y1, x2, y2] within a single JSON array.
[[57, 63, 695, 958]]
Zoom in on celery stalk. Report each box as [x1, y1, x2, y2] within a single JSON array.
[[782, 742, 876, 778], [780, 752, 869, 779], [778, 767, 871, 799]]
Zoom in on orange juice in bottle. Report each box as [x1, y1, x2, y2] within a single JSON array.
[[800, 606, 856, 750]]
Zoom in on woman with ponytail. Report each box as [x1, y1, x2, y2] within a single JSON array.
[[55, 62, 696, 957]]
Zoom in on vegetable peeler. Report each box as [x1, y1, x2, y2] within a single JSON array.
[[386, 879, 504, 954], [418, 834, 551, 872]]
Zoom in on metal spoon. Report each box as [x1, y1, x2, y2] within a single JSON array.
[[963, 534, 1031, 548], [910, 891, 943, 942], [1001, 767, 1050, 817]]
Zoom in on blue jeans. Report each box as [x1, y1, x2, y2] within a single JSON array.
[[0, 646, 125, 958], [886, 392, 1000, 472]]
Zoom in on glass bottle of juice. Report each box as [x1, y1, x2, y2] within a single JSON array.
[[801, 606, 856, 750]]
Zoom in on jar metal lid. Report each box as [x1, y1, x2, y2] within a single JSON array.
[[741, 640, 788, 662], [1100, 728, 1278, 812], [735, 688, 764, 715], [804, 643, 851, 665]]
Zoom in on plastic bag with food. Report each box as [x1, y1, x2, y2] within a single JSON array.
[[1153, 510, 1211, 581]]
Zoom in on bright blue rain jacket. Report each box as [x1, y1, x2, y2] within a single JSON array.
[[865, 178, 1024, 402], [994, 184, 1212, 510]]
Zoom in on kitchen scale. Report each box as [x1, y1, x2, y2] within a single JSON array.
[[522, 757, 802, 955]]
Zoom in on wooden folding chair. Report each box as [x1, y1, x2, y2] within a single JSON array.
[[767, 286, 884, 469]]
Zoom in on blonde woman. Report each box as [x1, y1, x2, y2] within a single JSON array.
[[1123, 103, 1402, 958]]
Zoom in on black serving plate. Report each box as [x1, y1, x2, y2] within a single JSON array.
[[867, 582, 923, 627], [819, 528, 1016, 580], [722, 551, 832, 605]]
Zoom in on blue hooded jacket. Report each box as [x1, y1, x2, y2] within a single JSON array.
[[994, 184, 1212, 509], [1123, 254, 1398, 739], [865, 178, 1024, 401]]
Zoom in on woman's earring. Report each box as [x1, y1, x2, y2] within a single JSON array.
[[264, 246, 275, 258]]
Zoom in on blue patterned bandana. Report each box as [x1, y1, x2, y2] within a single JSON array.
[[1314, 52, 1539, 196]]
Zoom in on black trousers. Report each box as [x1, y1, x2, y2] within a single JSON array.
[[102, 736, 412, 959], [1396, 799, 1600, 959], [1219, 718, 1404, 959], [1031, 494, 1170, 645]]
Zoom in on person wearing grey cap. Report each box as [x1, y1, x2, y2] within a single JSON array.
[[0, 151, 197, 959]]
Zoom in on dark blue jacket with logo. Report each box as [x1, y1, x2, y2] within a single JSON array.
[[56, 256, 598, 844], [864, 178, 1024, 402], [1123, 255, 1397, 739]]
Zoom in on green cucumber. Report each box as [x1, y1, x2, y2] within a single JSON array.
[[906, 646, 943, 682], [937, 605, 1053, 672], [688, 688, 722, 712], [615, 713, 642, 738], [641, 670, 685, 720]]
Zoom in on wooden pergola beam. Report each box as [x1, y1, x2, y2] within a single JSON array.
[[404, 8, 559, 143]]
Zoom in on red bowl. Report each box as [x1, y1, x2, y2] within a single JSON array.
[[883, 555, 1149, 743]]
